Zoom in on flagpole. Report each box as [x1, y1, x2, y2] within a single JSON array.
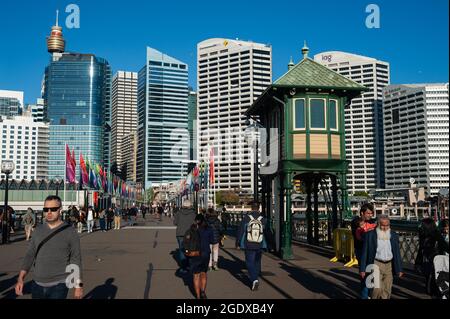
[[64, 142, 67, 210]]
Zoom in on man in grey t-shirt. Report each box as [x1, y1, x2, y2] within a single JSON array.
[[15, 195, 83, 299]]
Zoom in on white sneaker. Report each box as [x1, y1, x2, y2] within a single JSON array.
[[251, 280, 259, 291]]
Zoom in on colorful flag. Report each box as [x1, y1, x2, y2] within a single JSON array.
[[79, 153, 89, 187], [65, 144, 76, 183], [203, 162, 208, 190], [71, 148, 77, 179]]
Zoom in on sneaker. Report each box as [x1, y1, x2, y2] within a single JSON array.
[[212, 264, 219, 271], [200, 291, 207, 299], [251, 280, 259, 291]]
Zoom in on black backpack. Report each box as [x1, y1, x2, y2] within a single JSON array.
[[183, 225, 201, 257]]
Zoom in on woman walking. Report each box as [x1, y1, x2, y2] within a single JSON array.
[[190, 214, 214, 299], [22, 208, 35, 241]]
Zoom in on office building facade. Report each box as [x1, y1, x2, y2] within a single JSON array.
[[197, 38, 272, 194], [111, 71, 138, 173], [0, 115, 49, 181], [314, 51, 390, 193], [188, 90, 197, 162], [0, 90, 23, 117], [383, 83, 449, 195], [137, 47, 189, 188], [43, 52, 111, 180]]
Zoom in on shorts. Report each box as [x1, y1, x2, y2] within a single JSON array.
[[190, 254, 210, 274]]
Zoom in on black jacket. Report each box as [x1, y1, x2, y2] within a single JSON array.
[[207, 216, 223, 244]]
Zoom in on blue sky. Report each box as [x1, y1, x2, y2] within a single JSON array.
[[0, 0, 448, 104]]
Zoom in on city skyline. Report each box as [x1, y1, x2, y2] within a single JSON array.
[[0, 0, 448, 104]]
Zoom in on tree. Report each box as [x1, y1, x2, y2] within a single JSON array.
[[110, 162, 119, 175], [120, 162, 128, 181], [353, 191, 370, 198], [217, 190, 240, 206], [145, 188, 154, 205]]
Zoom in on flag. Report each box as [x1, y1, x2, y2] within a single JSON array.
[[65, 144, 76, 183], [203, 162, 208, 190], [79, 153, 89, 187], [89, 160, 97, 189], [71, 148, 77, 181], [96, 164, 103, 191], [209, 147, 215, 185]]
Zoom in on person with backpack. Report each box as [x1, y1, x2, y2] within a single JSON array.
[[23, 208, 36, 241], [187, 214, 214, 299], [206, 208, 223, 271], [174, 199, 196, 274], [15, 195, 83, 299], [415, 217, 449, 298], [236, 201, 267, 291]]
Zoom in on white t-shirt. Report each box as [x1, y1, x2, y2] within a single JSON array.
[[87, 210, 94, 221]]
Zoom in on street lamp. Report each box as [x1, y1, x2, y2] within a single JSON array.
[[54, 176, 63, 196], [2, 160, 15, 244], [245, 117, 264, 204]]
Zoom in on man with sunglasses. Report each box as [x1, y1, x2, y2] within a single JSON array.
[[15, 195, 83, 299]]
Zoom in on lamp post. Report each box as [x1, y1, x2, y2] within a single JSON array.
[[245, 118, 263, 204], [54, 176, 63, 196], [2, 160, 15, 244]]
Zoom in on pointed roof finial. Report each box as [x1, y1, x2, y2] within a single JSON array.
[[302, 40, 309, 59], [56, 10, 59, 27], [288, 56, 295, 70]]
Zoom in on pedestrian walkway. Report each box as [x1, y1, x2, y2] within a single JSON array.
[[0, 214, 429, 299]]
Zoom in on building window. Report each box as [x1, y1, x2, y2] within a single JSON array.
[[293, 99, 306, 130], [329, 99, 338, 131], [309, 98, 327, 130], [392, 109, 400, 124]]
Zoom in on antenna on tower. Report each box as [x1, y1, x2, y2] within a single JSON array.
[[56, 10, 59, 27]]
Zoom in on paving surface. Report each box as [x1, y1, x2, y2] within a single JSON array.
[[0, 215, 430, 299]]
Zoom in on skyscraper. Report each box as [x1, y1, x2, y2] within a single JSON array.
[[137, 47, 189, 189], [383, 83, 449, 195], [197, 38, 272, 194], [111, 71, 138, 175], [0, 90, 23, 117], [188, 90, 197, 162], [122, 131, 138, 182], [43, 16, 111, 180], [314, 51, 390, 194]]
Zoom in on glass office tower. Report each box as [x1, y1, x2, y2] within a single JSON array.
[[44, 53, 111, 180], [137, 47, 189, 189]]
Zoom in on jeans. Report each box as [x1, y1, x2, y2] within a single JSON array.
[[87, 220, 94, 233], [99, 218, 106, 231], [176, 236, 187, 269], [245, 249, 262, 283], [355, 247, 369, 299], [31, 282, 69, 299]]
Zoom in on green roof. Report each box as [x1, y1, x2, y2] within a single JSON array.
[[273, 58, 367, 91]]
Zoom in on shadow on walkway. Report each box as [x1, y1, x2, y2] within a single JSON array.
[[280, 262, 357, 299], [219, 248, 251, 289], [84, 278, 118, 299]]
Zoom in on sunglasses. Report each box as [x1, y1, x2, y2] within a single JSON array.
[[43, 207, 61, 213]]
